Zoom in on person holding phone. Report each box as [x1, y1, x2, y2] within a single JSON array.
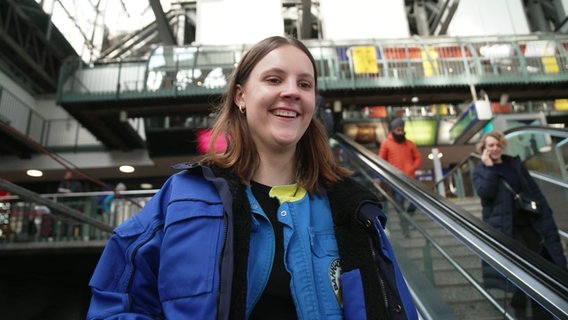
[[473, 130, 566, 318]]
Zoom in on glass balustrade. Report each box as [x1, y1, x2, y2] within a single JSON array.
[[0, 190, 156, 244], [58, 34, 568, 101]]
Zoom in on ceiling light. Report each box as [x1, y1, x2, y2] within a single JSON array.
[[140, 183, 153, 189], [26, 169, 43, 177], [119, 165, 135, 173]]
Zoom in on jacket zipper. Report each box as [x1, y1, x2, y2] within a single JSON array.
[[126, 224, 164, 317], [357, 211, 391, 319], [368, 235, 390, 316], [216, 210, 229, 320]]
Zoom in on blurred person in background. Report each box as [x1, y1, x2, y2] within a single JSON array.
[[57, 170, 83, 193], [473, 130, 566, 319], [379, 117, 422, 238], [56, 170, 84, 237]]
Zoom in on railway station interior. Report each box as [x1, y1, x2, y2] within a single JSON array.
[[0, 0, 568, 318]]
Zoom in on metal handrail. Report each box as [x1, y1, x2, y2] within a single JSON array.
[[0, 178, 113, 233], [333, 132, 568, 320], [58, 34, 568, 102], [434, 126, 568, 194]]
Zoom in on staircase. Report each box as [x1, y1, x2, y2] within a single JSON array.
[[384, 197, 517, 320]]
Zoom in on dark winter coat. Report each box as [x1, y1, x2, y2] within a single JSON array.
[[473, 154, 567, 288]]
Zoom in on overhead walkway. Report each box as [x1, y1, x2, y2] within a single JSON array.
[[1, 127, 567, 319], [3, 34, 568, 158], [58, 33, 568, 103], [54, 33, 568, 151]]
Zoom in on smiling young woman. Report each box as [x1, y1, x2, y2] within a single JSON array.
[[87, 36, 418, 320]]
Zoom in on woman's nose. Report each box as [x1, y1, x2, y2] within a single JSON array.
[[280, 80, 301, 97]]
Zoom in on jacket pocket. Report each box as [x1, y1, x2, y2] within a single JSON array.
[[309, 229, 338, 258], [308, 229, 343, 317], [159, 200, 224, 301]]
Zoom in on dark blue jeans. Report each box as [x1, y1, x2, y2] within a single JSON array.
[[394, 192, 415, 236]]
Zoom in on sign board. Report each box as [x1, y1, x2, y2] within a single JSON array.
[[351, 46, 379, 74], [449, 100, 493, 144]]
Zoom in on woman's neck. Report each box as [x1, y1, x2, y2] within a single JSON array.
[[253, 152, 297, 186]]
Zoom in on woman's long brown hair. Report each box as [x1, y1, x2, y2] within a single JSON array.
[[200, 36, 351, 195]]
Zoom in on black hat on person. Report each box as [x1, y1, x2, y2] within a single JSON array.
[[391, 118, 405, 130]]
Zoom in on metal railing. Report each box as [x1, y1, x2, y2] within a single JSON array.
[[331, 133, 568, 320], [0, 178, 157, 248], [436, 126, 568, 210], [0, 86, 146, 152], [57, 34, 568, 103]]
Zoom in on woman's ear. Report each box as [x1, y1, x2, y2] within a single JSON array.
[[234, 84, 244, 108]]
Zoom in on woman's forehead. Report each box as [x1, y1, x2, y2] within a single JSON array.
[[256, 46, 313, 72], [485, 136, 499, 144]]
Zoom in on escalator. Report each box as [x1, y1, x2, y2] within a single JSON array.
[[331, 126, 568, 320]]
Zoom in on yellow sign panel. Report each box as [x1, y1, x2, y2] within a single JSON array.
[[555, 99, 568, 110], [421, 47, 438, 77], [542, 56, 559, 74], [351, 46, 379, 74]]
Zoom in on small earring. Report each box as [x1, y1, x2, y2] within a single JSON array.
[[238, 104, 246, 114]]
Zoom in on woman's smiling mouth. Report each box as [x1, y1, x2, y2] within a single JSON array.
[[272, 109, 299, 118]]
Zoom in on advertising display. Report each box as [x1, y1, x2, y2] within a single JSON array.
[[449, 100, 493, 144], [404, 119, 438, 146]]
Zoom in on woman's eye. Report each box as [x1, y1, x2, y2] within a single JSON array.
[[299, 81, 313, 89]]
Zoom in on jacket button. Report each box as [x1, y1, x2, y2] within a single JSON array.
[[365, 219, 372, 227], [395, 304, 402, 313], [280, 210, 287, 217]]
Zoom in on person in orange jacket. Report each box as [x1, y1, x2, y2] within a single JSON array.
[[379, 117, 422, 237]]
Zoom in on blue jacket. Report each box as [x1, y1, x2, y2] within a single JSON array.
[[87, 164, 418, 319]]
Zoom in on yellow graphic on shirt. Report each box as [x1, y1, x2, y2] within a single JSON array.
[[269, 184, 306, 203]]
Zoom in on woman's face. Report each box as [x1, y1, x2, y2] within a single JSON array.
[[235, 45, 316, 153], [484, 136, 503, 161]]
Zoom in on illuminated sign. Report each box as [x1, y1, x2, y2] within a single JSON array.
[[405, 119, 438, 146], [449, 100, 493, 144]]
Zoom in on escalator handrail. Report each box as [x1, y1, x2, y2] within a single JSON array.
[[0, 178, 114, 233], [503, 125, 568, 139], [332, 133, 568, 319], [434, 125, 568, 193]]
